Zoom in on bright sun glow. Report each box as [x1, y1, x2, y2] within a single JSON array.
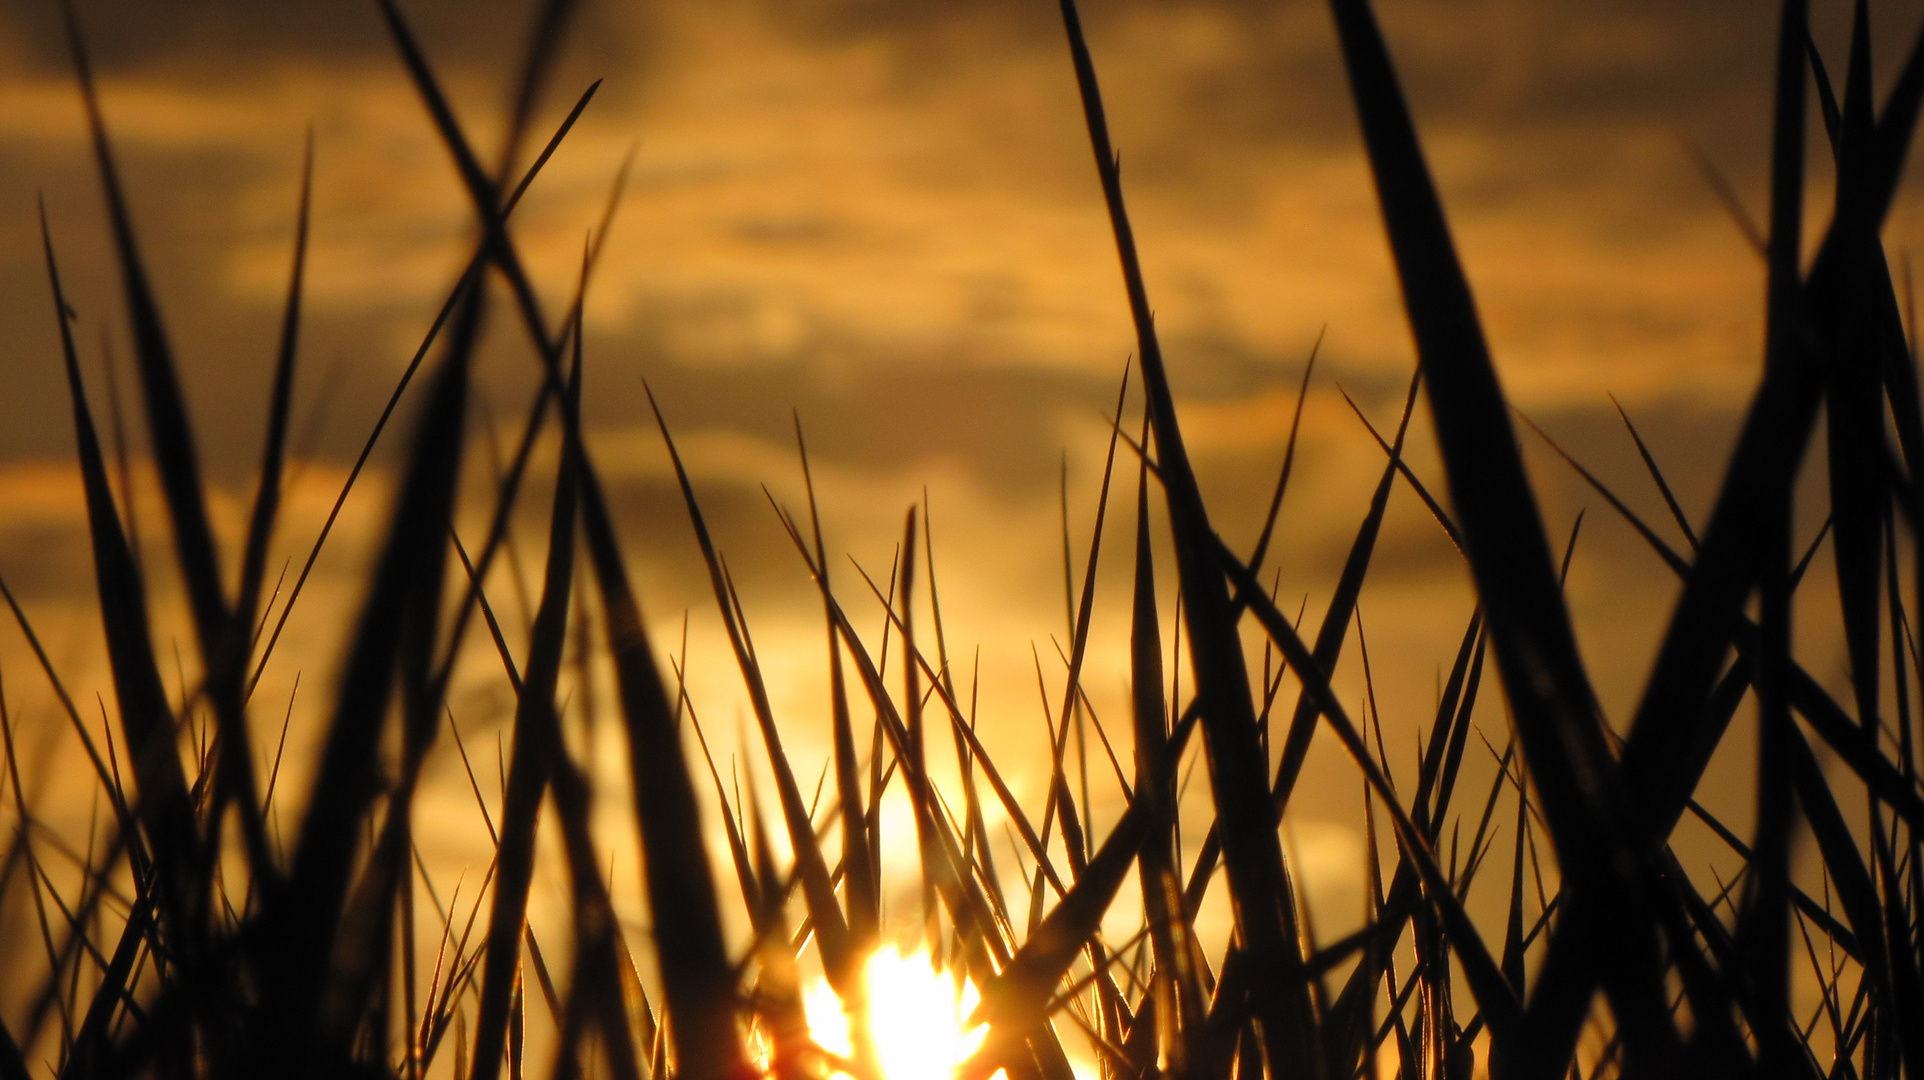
[[798, 947, 994, 1080]]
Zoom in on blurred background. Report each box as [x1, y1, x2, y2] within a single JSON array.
[[0, 0, 1918, 1047]]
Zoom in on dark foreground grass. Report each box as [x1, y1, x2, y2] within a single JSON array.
[[4, 0, 1924, 1078]]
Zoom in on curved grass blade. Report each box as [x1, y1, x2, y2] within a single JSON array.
[[209, 136, 320, 900]]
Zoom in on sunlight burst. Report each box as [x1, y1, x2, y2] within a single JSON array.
[[799, 947, 995, 1080]]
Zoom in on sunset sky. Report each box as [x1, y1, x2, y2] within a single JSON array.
[[0, 0, 1917, 995]]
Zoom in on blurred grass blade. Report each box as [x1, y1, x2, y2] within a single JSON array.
[[1788, 725, 1924, 1077], [463, 503, 645, 1080], [247, 77, 602, 699], [0, 1018, 24, 1080], [40, 207, 202, 976], [208, 136, 319, 901], [257, 284, 484, 1067], [577, 432, 748, 1078], [62, 0, 229, 662], [379, 6, 750, 1062], [472, 351, 583, 1080], [1824, 0, 1886, 732]]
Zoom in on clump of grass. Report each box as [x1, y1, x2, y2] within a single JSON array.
[[4, 0, 1924, 1078]]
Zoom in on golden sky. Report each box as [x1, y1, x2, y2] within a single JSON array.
[[0, 0, 1918, 1027]]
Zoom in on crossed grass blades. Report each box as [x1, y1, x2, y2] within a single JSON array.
[[6, 0, 1924, 1076]]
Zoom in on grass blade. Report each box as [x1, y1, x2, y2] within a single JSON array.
[[578, 436, 748, 1077], [471, 345, 583, 1080], [647, 388, 854, 995], [1321, 9, 1645, 1054], [40, 207, 201, 984], [795, 418, 878, 946], [1789, 725, 1924, 1077], [1055, 2, 1321, 1068], [254, 284, 483, 1069], [1214, 536, 1522, 1040], [62, 0, 228, 663], [246, 79, 603, 699], [961, 801, 1146, 1080]]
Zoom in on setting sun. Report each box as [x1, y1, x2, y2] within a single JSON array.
[[797, 948, 995, 1080]]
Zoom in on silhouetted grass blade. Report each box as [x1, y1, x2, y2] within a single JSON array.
[[257, 284, 483, 1073], [1246, 332, 1320, 579], [1324, 0, 1622, 870], [795, 418, 880, 950], [647, 388, 854, 998], [1823, 0, 1886, 734], [207, 133, 318, 905], [1326, 0, 1690, 1066], [1055, 2, 1321, 1069], [1274, 370, 1421, 816], [1127, 436, 1205, 1074], [577, 438, 750, 1077], [236, 132, 312, 666], [62, 0, 229, 664], [1213, 538, 1522, 1040], [1788, 725, 1924, 1077], [962, 801, 1145, 1080], [39, 208, 202, 998], [365, 22, 738, 1073], [1039, 367, 1129, 888], [0, 1017, 25, 1080], [248, 73, 602, 699], [471, 364, 582, 1080]]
